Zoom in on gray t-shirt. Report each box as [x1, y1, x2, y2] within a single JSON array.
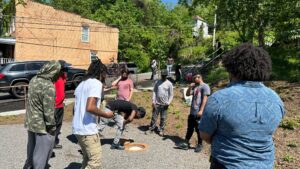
[[190, 83, 210, 115], [152, 79, 173, 106]]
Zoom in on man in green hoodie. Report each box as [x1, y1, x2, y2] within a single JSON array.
[[23, 60, 61, 169]]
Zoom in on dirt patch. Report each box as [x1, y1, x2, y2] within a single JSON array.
[[0, 103, 74, 125]]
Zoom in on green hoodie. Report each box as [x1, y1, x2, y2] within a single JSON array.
[[25, 60, 61, 134]]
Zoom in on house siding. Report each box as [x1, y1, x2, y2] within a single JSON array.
[[14, 0, 119, 69]]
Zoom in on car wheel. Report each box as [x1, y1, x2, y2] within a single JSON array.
[[73, 75, 83, 88], [11, 82, 28, 99]]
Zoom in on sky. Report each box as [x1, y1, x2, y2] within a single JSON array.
[[162, 0, 178, 4]]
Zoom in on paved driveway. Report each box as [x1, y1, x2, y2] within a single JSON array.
[[0, 123, 210, 169]]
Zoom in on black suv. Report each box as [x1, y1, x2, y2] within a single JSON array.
[[0, 60, 86, 98]]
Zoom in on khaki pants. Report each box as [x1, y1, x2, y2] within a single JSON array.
[[76, 134, 102, 169]]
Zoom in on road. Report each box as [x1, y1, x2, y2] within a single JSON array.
[[0, 72, 153, 113]]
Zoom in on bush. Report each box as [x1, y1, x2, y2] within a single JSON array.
[[205, 66, 229, 84]]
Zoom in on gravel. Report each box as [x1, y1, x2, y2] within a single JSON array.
[[0, 123, 210, 169]]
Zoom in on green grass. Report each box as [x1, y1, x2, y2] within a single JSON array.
[[279, 118, 300, 130], [283, 154, 294, 162]]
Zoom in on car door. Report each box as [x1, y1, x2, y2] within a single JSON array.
[[8, 63, 27, 80]]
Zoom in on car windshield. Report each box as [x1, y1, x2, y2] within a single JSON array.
[[127, 63, 136, 67]]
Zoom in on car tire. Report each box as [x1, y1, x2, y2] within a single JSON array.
[[73, 75, 83, 88], [11, 82, 28, 99]]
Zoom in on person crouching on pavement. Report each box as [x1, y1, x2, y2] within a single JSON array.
[[176, 74, 210, 153], [98, 100, 146, 150]]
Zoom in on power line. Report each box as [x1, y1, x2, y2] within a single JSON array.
[[2, 14, 197, 29]]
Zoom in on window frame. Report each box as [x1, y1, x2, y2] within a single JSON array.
[[81, 26, 90, 43]]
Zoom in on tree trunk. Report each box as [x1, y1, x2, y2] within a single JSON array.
[[258, 20, 265, 48]]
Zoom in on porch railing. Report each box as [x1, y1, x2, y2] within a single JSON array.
[[0, 58, 14, 64]]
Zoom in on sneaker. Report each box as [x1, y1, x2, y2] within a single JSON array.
[[145, 126, 155, 135], [50, 152, 56, 158], [194, 144, 203, 153], [176, 141, 189, 150], [53, 144, 62, 149], [110, 143, 125, 150], [158, 130, 164, 137]]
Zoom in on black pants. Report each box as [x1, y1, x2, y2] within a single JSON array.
[[55, 107, 64, 145], [150, 68, 156, 80], [210, 157, 227, 169], [185, 114, 202, 145]]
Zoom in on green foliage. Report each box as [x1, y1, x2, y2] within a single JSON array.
[[279, 118, 300, 130], [283, 154, 294, 162], [205, 66, 229, 84], [287, 142, 298, 148], [175, 123, 182, 129], [268, 47, 300, 82]]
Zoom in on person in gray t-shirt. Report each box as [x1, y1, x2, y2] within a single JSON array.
[[146, 70, 173, 136], [176, 74, 210, 153]]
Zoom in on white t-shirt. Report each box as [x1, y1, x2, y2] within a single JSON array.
[[72, 78, 102, 135]]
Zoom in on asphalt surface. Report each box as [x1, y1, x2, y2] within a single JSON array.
[[0, 73, 153, 113], [0, 123, 210, 169]]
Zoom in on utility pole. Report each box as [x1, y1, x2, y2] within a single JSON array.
[[212, 6, 217, 48], [0, 9, 3, 37]]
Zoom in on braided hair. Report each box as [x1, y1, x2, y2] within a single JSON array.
[[83, 57, 108, 83]]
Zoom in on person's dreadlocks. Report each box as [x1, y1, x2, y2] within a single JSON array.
[[222, 43, 272, 81], [83, 58, 108, 82]]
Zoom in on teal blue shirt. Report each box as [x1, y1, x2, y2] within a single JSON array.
[[199, 81, 284, 169]]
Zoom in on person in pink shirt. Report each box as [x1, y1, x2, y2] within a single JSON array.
[[112, 69, 134, 101]]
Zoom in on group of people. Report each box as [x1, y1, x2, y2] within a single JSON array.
[[23, 42, 284, 169]]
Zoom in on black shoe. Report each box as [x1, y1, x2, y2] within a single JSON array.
[[158, 130, 164, 137], [194, 144, 203, 153], [111, 143, 125, 150], [54, 144, 62, 149], [50, 152, 55, 158], [176, 141, 189, 150]]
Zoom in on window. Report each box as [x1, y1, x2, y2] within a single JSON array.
[[10, 64, 25, 71], [90, 51, 98, 63], [27, 62, 45, 71], [81, 26, 89, 42]]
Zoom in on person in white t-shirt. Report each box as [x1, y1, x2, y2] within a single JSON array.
[[72, 58, 114, 169]]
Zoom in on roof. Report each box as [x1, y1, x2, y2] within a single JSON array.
[[0, 38, 16, 45]]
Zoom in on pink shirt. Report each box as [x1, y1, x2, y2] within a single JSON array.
[[116, 79, 133, 101]]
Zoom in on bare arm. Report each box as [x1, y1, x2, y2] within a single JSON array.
[[112, 76, 121, 87], [200, 131, 212, 144], [86, 97, 114, 118], [128, 80, 134, 101], [197, 95, 208, 117], [124, 110, 137, 125], [186, 83, 195, 96]]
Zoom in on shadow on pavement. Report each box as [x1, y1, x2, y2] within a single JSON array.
[[137, 125, 148, 132], [64, 162, 82, 169], [66, 134, 78, 144], [162, 134, 183, 145], [100, 138, 114, 145]]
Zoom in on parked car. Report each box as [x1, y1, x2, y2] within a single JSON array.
[[0, 60, 86, 98], [119, 62, 138, 74]]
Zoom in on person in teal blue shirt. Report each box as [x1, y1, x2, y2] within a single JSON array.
[[199, 43, 285, 169]]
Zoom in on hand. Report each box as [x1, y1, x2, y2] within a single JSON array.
[[47, 127, 56, 136], [197, 111, 203, 118], [152, 103, 156, 108], [190, 83, 195, 88]]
